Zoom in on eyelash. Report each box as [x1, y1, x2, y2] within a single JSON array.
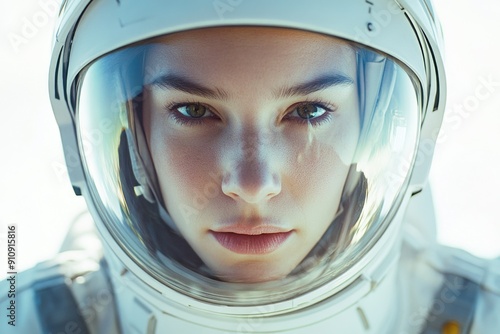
[[164, 100, 337, 127], [284, 99, 336, 127], [164, 101, 217, 126]]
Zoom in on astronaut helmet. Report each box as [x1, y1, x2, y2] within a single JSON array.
[[49, 0, 445, 330]]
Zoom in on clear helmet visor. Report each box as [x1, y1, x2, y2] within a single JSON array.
[[75, 27, 420, 309]]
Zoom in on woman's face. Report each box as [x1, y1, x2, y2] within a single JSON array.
[[143, 27, 359, 282]]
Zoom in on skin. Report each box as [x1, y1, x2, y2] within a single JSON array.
[[142, 27, 359, 283]]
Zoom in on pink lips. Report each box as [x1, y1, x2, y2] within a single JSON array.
[[210, 222, 293, 254], [211, 231, 292, 254]]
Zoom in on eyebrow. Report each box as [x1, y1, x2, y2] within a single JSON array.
[[151, 74, 230, 100], [273, 74, 354, 99], [150, 73, 354, 100]]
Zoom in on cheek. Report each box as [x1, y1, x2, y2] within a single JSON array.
[[146, 113, 220, 217], [154, 139, 218, 200], [291, 143, 350, 210], [280, 145, 349, 258], [281, 116, 359, 226]]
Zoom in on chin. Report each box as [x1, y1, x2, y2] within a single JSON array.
[[212, 261, 296, 283]]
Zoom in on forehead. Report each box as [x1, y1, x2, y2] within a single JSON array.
[[145, 27, 357, 91]]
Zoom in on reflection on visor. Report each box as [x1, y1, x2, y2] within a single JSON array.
[[76, 27, 420, 309]]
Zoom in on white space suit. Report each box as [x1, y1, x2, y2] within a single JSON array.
[[1, 0, 499, 333]]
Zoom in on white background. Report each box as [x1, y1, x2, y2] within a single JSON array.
[[0, 0, 499, 278]]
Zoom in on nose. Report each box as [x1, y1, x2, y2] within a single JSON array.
[[222, 137, 282, 204]]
